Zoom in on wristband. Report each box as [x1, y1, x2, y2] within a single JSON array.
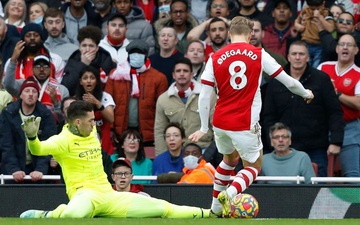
[[27, 136, 37, 141]]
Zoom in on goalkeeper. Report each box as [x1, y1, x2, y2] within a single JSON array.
[[20, 100, 210, 219]]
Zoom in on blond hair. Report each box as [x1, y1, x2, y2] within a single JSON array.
[[229, 16, 253, 36]]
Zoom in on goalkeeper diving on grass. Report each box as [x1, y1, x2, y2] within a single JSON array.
[[20, 100, 210, 218]]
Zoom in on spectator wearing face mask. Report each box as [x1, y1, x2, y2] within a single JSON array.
[[157, 142, 215, 184]]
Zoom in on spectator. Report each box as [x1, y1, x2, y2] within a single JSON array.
[[153, 0, 198, 54], [133, 0, 156, 23], [56, 96, 76, 133], [0, 16, 20, 68], [187, 0, 233, 42], [260, 122, 316, 184], [236, 0, 272, 28], [4, 54, 69, 116], [3, 23, 65, 83], [113, 0, 155, 55], [318, 12, 357, 64], [93, 0, 116, 36], [154, 0, 171, 21], [263, 40, 345, 177], [184, 39, 205, 81], [98, 13, 129, 64], [157, 142, 215, 184], [60, 0, 101, 45], [294, 0, 335, 68], [317, 34, 360, 178], [0, 54, 12, 112], [149, 26, 183, 85], [155, 57, 215, 155], [61, 25, 116, 96], [43, 8, 78, 63], [262, 0, 297, 58], [111, 129, 153, 184], [74, 65, 115, 156], [111, 157, 150, 196], [152, 122, 185, 176], [329, 3, 345, 22], [105, 40, 167, 147], [4, 0, 26, 31], [203, 17, 229, 62], [0, 76, 57, 183], [28, 1, 47, 25]]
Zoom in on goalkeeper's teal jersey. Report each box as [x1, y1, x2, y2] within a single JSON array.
[[28, 124, 112, 199]]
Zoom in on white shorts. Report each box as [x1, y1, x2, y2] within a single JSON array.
[[213, 123, 263, 163]]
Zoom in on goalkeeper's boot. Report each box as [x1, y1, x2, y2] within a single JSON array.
[[217, 190, 232, 218], [20, 210, 47, 218], [209, 210, 222, 218]]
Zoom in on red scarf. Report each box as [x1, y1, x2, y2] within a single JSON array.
[[107, 34, 125, 46], [38, 77, 62, 110], [178, 82, 194, 98], [129, 58, 151, 97]]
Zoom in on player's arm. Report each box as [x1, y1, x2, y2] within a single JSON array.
[[262, 50, 313, 103]]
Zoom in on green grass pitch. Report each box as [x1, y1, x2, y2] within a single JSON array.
[[1, 218, 360, 225]]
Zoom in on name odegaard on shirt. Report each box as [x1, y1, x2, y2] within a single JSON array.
[[217, 49, 258, 65]]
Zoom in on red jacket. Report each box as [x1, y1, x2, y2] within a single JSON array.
[[105, 67, 168, 142], [262, 23, 294, 58]]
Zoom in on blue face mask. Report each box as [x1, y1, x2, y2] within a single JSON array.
[[183, 155, 199, 170], [158, 5, 170, 14], [32, 16, 43, 25], [129, 53, 146, 69]]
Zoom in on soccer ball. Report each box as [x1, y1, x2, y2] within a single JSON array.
[[230, 193, 259, 218]]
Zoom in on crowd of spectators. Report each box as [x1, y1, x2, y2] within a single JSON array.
[[0, 0, 359, 185]]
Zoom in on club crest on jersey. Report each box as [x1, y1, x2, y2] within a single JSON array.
[[217, 49, 258, 65], [343, 78, 352, 87]]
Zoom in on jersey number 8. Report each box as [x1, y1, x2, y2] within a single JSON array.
[[229, 60, 247, 90]]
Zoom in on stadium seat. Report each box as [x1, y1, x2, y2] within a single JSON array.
[[327, 154, 342, 177], [311, 162, 318, 176], [144, 146, 155, 159]]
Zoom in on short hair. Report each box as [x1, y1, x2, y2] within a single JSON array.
[[269, 122, 292, 139], [289, 40, 308, 51], [77, 25, 102, 45], [67, 100, 94, 123], [229, 16, 253, 36], [174, 57, 193, 72], [163, 122, 186, 139], [186, 39, 204, 53], [184, 142, 202, 154], [60, 96, 78, 113], [207, 17, 229, 31], [170, 0, 189, 11], [44, 7, 65, 20]]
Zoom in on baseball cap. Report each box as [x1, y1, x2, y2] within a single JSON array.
[[33, 55, 51, 66], [126, 40, 149, 55], [19, 76, 40, 95], [107, 13, 127, 25], [306, 0, 323, 6], [112, 157, 132, 170], [274, 0, 291, 8]]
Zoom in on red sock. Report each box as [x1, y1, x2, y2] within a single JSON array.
[[213, 161, 235, 198], [230, 167, 259, 195]]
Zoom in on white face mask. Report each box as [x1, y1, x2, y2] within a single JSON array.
[[129, 53, 146, 69], [183, 155, 199, 170], [158, 5, 170, 14], [32, 16, 43, 25]]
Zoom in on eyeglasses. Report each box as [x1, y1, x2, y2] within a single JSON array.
[[271, 135, 290, 140], [124, 138, 140, 143], [171, 10, 186, 15], [164, 133, 181, 139], [211, 4, 226, 9], [33, 64, 50, 69], [337, 42, 357, 47], [337, 18, 353, 25], [113, 172, 132, 177]]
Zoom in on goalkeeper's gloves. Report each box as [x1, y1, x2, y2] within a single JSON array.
[[21, 115, 41, 139]]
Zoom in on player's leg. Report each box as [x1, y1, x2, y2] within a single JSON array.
[[210, 127, 240, 216], [217, 124, 263, 217]]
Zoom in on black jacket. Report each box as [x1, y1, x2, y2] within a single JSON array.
[[61, 47, 116, 96], [0, 100, 57, 176], [263, 64, 345, 151]]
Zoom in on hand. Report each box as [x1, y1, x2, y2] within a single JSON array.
[[81, 50, 96, 65], [50, 157, 59, 168], [11, 40, 25, 62], [29, 171, 43, 182], [327, 144, 341, 155], [188, 130, 206, 143], [21, 115, 41, 138], [12, 171, 26, 182], [46, 85, 59, 105], [304, 89, 314, 104]]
